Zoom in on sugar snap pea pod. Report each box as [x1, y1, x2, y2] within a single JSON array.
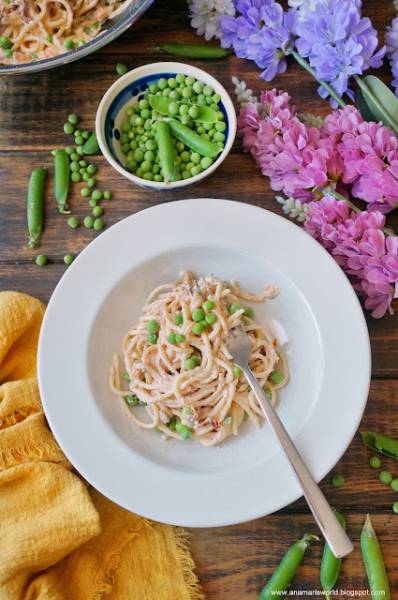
[[320, 511, 345, 599], [149, 95, 217, 123], [82, 131, 100, 155], [361, 431, 398, 460], [53, 150, 70, 214], [27, 167, 46, 248], [258, 534, 319, 599], [360, 515, 390, 600], [155, 121, 176, 183], [168, 118, 221, 158], [153, 42, 230, 59]]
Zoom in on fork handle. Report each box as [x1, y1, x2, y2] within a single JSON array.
[[243, 366, 353, 559]]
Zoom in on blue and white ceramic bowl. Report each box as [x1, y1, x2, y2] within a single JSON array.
[[95, 62, 237, 191]]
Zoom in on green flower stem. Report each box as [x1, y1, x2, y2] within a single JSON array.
[[290, 50, 347, 109], [325, 187, 396, 237], [354, 75, 398, 135]]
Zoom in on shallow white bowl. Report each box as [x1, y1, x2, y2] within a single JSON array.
[[95, 62, 237, 191], [38, 199, 371, 527]]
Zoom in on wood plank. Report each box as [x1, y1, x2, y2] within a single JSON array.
[[190, 513, 398, 600]]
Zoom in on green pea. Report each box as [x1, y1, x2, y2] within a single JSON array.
[[129, 140, 138, 150], [191, 165, 202, 176], [71, 172, 81, 183], [141, 108, 151, 120], [136, 167, 144, 177], [149, 83, 159, 93], [174, 312, 183, 325], [193, 81, 203, 94], [76, 146, 85, 156], [214, 131, 225, 142], [379, 471, 392, 484], [67, 216, 79, 229], [175, 333, 185, 343], [188, 105, 200, 119], [196, 94, 206, 105], [144, 150, 155, 162], [393, 501, 398, 514], [200, 156, 213, 169], [390, 478, 398, 492], [87, 177, 96, 188], [208, 128, 216, 138], [121, 143, 130, 154], [184, 356, 198, 370], [84, 215, 94, 228], [192, 322, 205, 335], [162, 88, 170, 97], [185, 76, 195, 86], [205, 312, 217, 325], [35, 254, 47, 266], [180, 151, 190, 163], [269, 370, 284, 385], [134, 149, 144, 163], [63, 122, 74, 134], [70, 152, 79, 161], [182, 170, 191, 179], [233, 367, 242, 378], [70, 161, 79, 172], [370, 456, 382, 469], [89, 198, 98, 208], [175, 421, 192, 439], [182, 87, 192, 99], [141, 160, 153, 173], [332, 474, 345, 488], [125, 394, 140, 406], [212, 93, 221, 104], [92, 206, 103, 217], [203, 299, 215, 310], [116, 62, 128, 76], [192, 308, 205, 322], [87, 163, 96, 174], [229, 303, 241, 314], [64, 38, 74, 50], [167, 333, 177, 344], [81, 187, 91, 197], [190, 152, 201, 165], [179, 104, 189, 116], [216, 121, 226, 132], [244, 306, 254, 318], [75, 135, 84, 146], [65, 146, 74, 155], [169, 90, 180, 100], [93, 217, 104, 231], [63, 254, 74, 266], [79, 160, 87, 168], [103, 191, 112, 200], [67, 114, 79, 126], [82, 130, 90, 140], [146, 332, 157, 344], [157, 77, 167, 90], [147, 320, 160, 334], [176, 74, 185, 84]]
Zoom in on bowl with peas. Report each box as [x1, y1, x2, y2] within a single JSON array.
[[96, 62, 236, 190]]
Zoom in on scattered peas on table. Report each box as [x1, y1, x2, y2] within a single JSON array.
[[332, 474, 345, 488], [116, 73, 227, 182]]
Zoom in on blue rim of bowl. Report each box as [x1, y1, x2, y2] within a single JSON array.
[[105, 72, 230, 175], [0, 0, 154, 76]]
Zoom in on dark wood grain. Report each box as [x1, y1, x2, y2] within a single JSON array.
[[1, 1, 398, 598]]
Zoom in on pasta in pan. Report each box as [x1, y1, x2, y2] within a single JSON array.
[[109, 271, 288, 446], [0, 0, 129, 65]]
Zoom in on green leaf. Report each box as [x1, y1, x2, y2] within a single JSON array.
[[356, 89, 377, 122], [358, 75, 398, 134]]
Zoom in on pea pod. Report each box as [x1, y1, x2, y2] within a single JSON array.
[[258, 534, 319, 599], [360, 515, 390, 600], [155, 121, 176, 183], [27, 167, 46, 248], [53, 150, 70, 214], [361, 431, 398, 461], [168, 118, 221, 158], [82, 131, 100, 155], [320, 512, 345, 599], [149, 94, 217, 123], [154, 42, 230, 59]]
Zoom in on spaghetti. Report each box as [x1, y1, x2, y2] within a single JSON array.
[[109, 271, 288, 446], [0, 0, 129, 65]]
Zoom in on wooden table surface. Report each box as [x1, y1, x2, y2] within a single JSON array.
[[1, 1, 398, 598]]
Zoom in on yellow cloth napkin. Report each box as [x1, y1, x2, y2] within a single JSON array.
[[0, 291, 204, 600]]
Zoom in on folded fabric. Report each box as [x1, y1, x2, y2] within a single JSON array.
[[0, 291, 204, 600]]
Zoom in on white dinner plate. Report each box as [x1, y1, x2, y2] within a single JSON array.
[[38, 199, 371, 527]]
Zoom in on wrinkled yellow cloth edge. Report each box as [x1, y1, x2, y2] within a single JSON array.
[[0, 291, 204, 600]]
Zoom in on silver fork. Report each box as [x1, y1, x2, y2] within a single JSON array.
[[227, 325, 353, 558]]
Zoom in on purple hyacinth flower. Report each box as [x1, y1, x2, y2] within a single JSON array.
[[386, 17, 398, 94], [294, 0, 385, 106], [220, 0, 296, 81]]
